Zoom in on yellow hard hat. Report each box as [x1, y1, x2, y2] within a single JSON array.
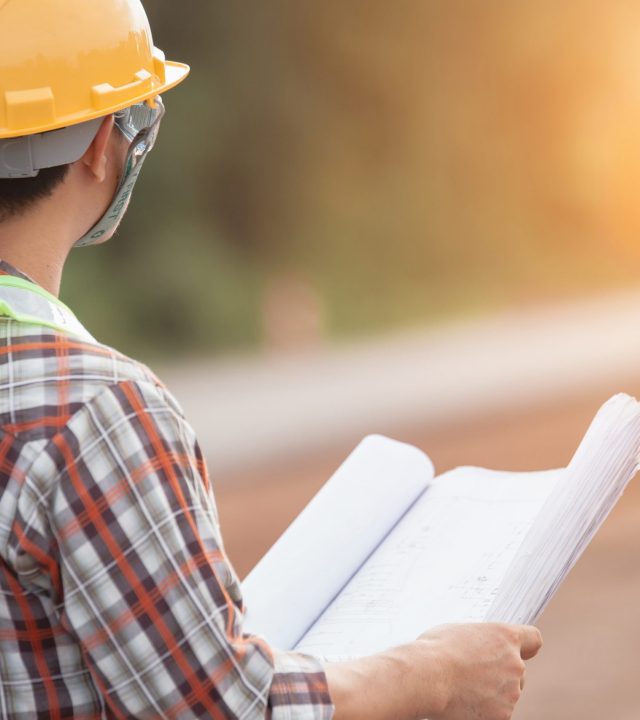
[[0, 0, 190, 140]]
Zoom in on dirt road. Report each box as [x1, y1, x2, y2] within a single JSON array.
[[214, 384, 640, 719]]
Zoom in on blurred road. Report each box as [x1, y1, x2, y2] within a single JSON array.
[[162, 287, 640, 479]]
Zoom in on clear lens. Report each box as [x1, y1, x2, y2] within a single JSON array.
[[115, 97, 165, 144], [115, 97, 165, 171]]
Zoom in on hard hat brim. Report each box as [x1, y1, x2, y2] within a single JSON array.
[[162, 61, 191, 97], [0, 62, 190, 139]]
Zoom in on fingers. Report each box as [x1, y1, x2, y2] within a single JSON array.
[[518, 625, 543, 660]]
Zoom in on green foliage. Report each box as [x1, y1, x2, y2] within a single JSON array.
[[62, 1, 640, 360]]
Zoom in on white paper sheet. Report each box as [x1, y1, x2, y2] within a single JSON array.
[[487, 393, 640, 623], [242, 435, 434, 649], [296, 468, 560, 659]]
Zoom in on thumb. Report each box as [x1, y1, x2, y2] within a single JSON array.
[[519, 626, 543, 660]]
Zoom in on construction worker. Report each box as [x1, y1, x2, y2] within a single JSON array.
[[0, 2, 541, 719]]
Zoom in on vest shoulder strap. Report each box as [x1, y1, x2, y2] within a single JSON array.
[[0, 276, 96, 343]]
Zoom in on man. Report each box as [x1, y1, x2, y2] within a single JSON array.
[[0, 2, 542, 719]]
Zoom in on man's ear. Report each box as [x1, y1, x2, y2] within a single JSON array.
[[81, 115, 115, 183]]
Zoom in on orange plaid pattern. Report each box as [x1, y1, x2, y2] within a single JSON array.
[[0, 261, 333, 719]]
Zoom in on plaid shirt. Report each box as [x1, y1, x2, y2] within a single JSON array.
[[0, 261, 332, 719]]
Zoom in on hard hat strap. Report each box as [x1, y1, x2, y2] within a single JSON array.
[[0, 275, 95, 342], [74, 140, 148, 248], [75, 99, 164, 248]]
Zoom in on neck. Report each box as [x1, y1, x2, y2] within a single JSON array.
[[0, 190, 84, 297], [0, 223, 68, 297]]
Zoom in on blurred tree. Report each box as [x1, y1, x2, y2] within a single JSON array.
[[62, 1, 640, 360]]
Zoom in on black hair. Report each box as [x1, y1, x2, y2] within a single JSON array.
[[0, 165, 70, 223]]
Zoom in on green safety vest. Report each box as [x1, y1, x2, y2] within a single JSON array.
[[0, 275, 96, 343]]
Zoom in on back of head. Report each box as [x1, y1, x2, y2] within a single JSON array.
[[0, 0, 189, 221]]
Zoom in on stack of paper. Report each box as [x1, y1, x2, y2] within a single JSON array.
[[487, 393, 640, 623], [242, 394, 640, 660]]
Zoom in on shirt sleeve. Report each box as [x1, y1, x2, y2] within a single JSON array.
[[46, 379, 334, 720]]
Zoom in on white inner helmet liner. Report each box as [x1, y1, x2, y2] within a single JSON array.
[[0, 119, 103, 179]]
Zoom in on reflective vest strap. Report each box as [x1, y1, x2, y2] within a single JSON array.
[[0, 279, 96, 343]]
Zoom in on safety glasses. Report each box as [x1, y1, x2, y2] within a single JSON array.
[[114, 96, 165, 166]]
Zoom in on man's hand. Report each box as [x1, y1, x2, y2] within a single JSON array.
[[324, 622, 542, 720], [419, 623, 543, 720]]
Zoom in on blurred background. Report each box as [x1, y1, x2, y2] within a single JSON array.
[[66, 2, 640, 717], [64, 1, 640, 359]]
